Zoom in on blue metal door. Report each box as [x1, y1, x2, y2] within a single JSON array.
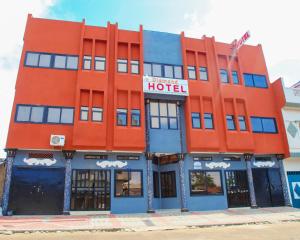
[[287, 171, 300, 208]]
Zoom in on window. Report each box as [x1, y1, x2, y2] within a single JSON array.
[[115, 170, 143, 197], [38, 54, 51, 67], [24, 52, 78, 70], [188, 66, 196, 79], [199, 67, 208, 81], [220, 69, 229, 83], [47, 107, 74, 124], [232, 71, 239, 84], [204, 113, 214, 129], [192, 113, 201, 129], [174, 66, 183, 79], [95, 56, 106, 71], [117, 59, 127, 72], [131, 60, 139, 74], [190, 171, 223, 195], [244, 73, 268, 88], [160, 171, 176, 197], [144, 63, 152, 76], [164, 65, 174, 78], [153, 171, 160, 198], [83, 56, 92, 70], [131, 109, 140, 126], [223, 156, 241, 161], [16, 105, 44, 123], [92, 107, 103, 122], [238, 116, 247, 131], [25, 52, 39, 66], [152, 64, 162, 77], [250, 117, 277, 133], [80, 107, 89, 121], [60, 108, 74, 124], [226, 115, 236, 130], [150, 101, 178, 129], [117, 109, 127, 126]]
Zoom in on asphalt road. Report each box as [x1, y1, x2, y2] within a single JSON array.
[[1, 222, 299, 240]]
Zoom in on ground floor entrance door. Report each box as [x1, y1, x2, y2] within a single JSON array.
[[252, 168, 284, 207], [71, 170, 111, 211], [9, 167, 65, 215], [287, 171, 300, 208], [225, 170, 250, 208]]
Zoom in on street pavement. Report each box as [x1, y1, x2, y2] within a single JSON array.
[[0, 207, 299, 233]]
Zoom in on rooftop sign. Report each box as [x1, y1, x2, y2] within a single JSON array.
[[143, 76, 189, 96], [231, 31, 250, 57]]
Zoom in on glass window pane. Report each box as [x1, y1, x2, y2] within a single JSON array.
[[118, 59, 127, 72], [117, 109, 127, 126], [204, 113, 213, 129], [61, 108, 74, 124], [144, 63, 152, 76], [47, 108, 61, 123], [262, 118, 276, 133], [226, 115, 236, 130], [232, 71, 239, 84], [220, 69, 229, 83], [174, 66, 182, 79], [95, 57, 105, 71], [244, 74, 254, 87], [83, 56, 91, 70], [54, 55, 66, 69], [115, 171, 129, 197], [38, 54, 51, 67], [169, 118, 177, 129], [238, 116, 246, 131], [190, 172, 206, 194], [129, 172, 142, 196], [188, 66, 196, 79], [192, 113, 201, 128], [206, 172, 222, 194], [159, 102, 168, 116], [254, 75, 267, 88], [200, 67, 208, 81], [168, 103, 177, 117], [131, 62, 139, 74], [66, 56, 78, 69], [25, 53, 39, 66], [131, 110, 140, 126], [160, 117, 168, 129], [152, 64, 162, 77], [251, 117, 263, 132], [30, 106, 44, 123], [151, 117, 159, 128], [92, 108, 102, 122], [16, 106, 31, 121], [164, 65, 173, 78], [150, 102, 159, 116]]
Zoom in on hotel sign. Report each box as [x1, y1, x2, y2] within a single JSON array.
[[143, 76, 189, 96]]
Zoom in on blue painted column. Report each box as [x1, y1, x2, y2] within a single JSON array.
[[178, 154, 188, 212], [277, 156, 291, 206], [62, 150, 75, 215], [245, 154, 257, 208], [2, 149, 17, 216], [146, 154, 155, 213]]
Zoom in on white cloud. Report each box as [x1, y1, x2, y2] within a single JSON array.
[[183, 0, 300, 87], [0, 0, 57, 157]]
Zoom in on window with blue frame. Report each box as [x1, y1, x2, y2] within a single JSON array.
[[192, 113, 201, 129], [143, 63, 183, 79], [131, 109, 141, 126], [232, 71, 239, 84], [220, 69, 229, 83], [95, 56, 106, 71], [250, 117, 277, 133], [131, 60, 139, 74], [15, 105, 74, 124], [24, 52, 78, 70], [80, 107, 89, 121], [190, 170, 223, 195], [117, 59, 128, 73], [92, 107, 103, 122], [199, 67, 208, 81], [115, 170, 143, 197], [204, 113, 214, 129], [188, 66, 196, 79], [238, 116, 247, 131], [83, 56, 92, 70], [226, 115, 236, 130], [150, 101, 178, 129], [117, 109, 127, 126], [244, 73, 268, 88]]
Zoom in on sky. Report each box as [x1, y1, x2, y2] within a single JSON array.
[[0, 0, 300, 157]]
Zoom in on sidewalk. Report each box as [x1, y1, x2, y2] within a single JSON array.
[[0, 207, 299, 233]]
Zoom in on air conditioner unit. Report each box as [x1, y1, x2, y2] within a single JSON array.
[[50, 135, 65, 146]]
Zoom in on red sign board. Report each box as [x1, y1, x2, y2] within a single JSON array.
[[231, 31, 250, 56]]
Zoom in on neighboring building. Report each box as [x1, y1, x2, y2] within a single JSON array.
[[277, 80, 300, 208], [2, 15, 291, 215]]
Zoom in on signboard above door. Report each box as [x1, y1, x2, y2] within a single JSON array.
[[143, 76, 189, 96]]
